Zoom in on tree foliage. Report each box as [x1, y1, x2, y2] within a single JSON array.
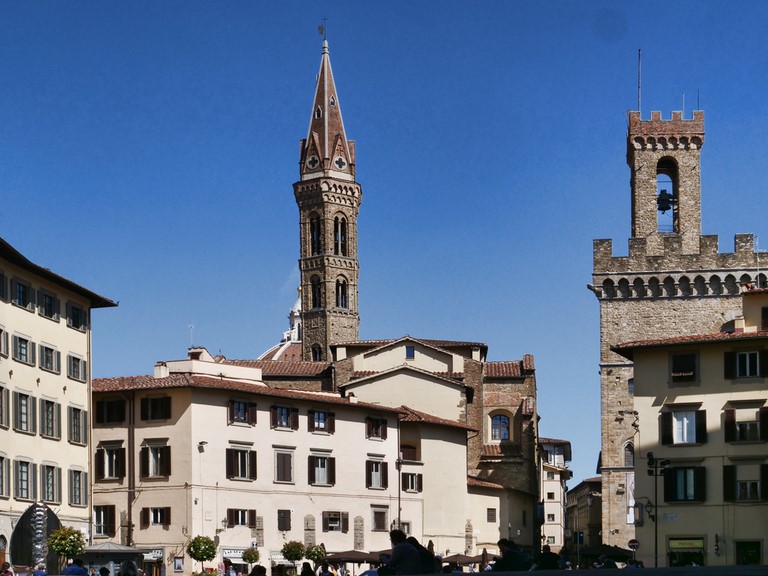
[[48, 526, 85, 561], [281, 541, 305, 562], [304, 545, 325, 566], [187, 535, 217, 567], [242, 548, 260, 566]]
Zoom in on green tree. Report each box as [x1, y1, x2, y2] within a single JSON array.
[[187, 536, 217, 570], [304, 545, 325, 568], [48, 526, 86, 571], [242, 548, 260, 567], [281, 541, 305, 563]]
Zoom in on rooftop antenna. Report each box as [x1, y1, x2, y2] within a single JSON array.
[[637, 48, 642, 114], [189, 324, 194, 346], [318, 16, 327, 40]]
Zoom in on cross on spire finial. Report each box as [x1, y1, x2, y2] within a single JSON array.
[[318, 17, 328, 40]]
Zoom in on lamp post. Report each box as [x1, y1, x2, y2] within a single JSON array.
[[646, 452, 670, 568]]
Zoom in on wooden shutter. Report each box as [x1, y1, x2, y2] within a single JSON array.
[[723, 465, 736, 502], [381, 462, 389, 489], [663, 467, 676, 502], [308, 410, 316, 432], [68, 470, 76, 503], [723, 351, 736, 379], [270, 406, 278, 428], [161, 397, 171, 419], [30, 463, 38, 500], [54, 403, 61, 439], [322, 511, 329, 532], [249, 450, 257, 480], [365, 417, 372, 438], [227, 509, 235, 528], [759, 407, 768, 441], [328, 457, 336, 486], [328, 412, 336, 434], [82, 472, 88, 506], [226, 449, 235, 479], [247, 403, 258, 425], [416, 473, 423, 492], [107, 506, 116, 536], [381, 419, 388, 440], [248, 509, 257, 528], [693, 466, 706, 501], [165, 507, 171, 526], [56, 467, 62, 503], [139, 447, 149, 478], [95, 448, 105, 480], [724, 409, 736, 442], [762, 307, 768, 330], [290, 408, 299, 430], [695, 411, 707, 443], [760, 351, 768, 377], [117, 448, 126, 479], [161, 446, 172, 476], [140, 398, 149, 420], [30, 396, 37, 434], [660, 412, 673, 445], [365, 461, 372, 488], [96, 401, 105, 424], [54, 350, 61, 374], [341, 512, 349, 533], [761, 465, 768, 502], [308, 456, 316, 485], [228, 400, 235, 423]]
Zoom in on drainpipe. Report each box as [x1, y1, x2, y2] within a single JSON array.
[[126, 388, 136, 546]]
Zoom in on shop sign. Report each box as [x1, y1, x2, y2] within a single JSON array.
[[222, 549, 244, 558], [668, 538, 704, 550]]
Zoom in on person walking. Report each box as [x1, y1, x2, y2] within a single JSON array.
[[63, 560, 89, 576], [385, 529, 422, 575]]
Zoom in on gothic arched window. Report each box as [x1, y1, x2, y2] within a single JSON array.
[[624, 443, 635, 467], [311, 345, 322, 361], [491, 414, 510, 441], [310, 215, 322, 256], [311, 276, 321, 309], [336, 279, 348, 308], [334, 216, 347, 256], [656, 157, 679, 233]]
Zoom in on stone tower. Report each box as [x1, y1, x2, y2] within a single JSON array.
[[294, 40, 362, 362], [591, 110, 767, 546]]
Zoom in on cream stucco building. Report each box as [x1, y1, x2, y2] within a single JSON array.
[[0, 236, 116, 568]]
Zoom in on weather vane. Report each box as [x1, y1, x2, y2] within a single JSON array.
[[318, 16, 327, 40]]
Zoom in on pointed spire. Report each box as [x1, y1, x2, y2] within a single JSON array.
[[300, 40, 355, 182]]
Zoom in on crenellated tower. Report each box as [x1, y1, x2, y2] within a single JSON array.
[[591, 109, 767, 547], [294, 40, 362, 362]]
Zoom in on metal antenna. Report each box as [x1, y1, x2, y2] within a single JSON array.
[[637, 49, 642, 114]]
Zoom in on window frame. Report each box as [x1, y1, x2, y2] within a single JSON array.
[[228, 399, 257, 425], [366, 417, 387, 440], [94, 505, 116, 537], [40, 463, 62, 504], [39, 398, 61, 440], [270, 405, 298, 430], [308, 454, 336, 486], [664, 466, 706, 502], [66, 301, 88, 332], [365, 459, 388, 490], [141, 506, 171, 528], [11, 278, 35, 312], [95, 444, 126, 481], [322, 511, 349, 533], [38, 290, 60, 322], [140, 444, 171, 479], [13, 391, 37, 434], [226, 508, 257, 528], [277, 509, 292, 531], [308, 410, 335, 433], [226, 447, 257, 481], [402, 472, 422, 493], [371, 506, 388, 532], [95, 399, 126, 425], [274, 449, 294, 484], [670, 352, 698, 384], [661, 409, 707, 446], [0, 453, 10, 498], [68, 406, 88, 445], [0, 325, 8, 358], [12, 334, 36, 366], [39, 344, 61, 374], [140, 396, 171, 421], [69, 468, 88, 507], [491, 414, 510, 441], [14, 459, 37, 501], [67, 354, 87, 383]]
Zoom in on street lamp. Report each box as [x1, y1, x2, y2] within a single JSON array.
[[646, 452, 670, 568]]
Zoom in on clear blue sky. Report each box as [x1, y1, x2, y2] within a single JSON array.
[[3, 2, 768, 486]]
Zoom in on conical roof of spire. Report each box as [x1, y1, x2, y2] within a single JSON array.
[[299, 40, 355, 182]]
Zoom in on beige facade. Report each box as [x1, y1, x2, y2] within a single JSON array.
[[539, 439, 571, 553], [564, 477, 601, 569], [613, 290, 768, 567], [0, 236, 115, 567], [590, 109, 768, 547]]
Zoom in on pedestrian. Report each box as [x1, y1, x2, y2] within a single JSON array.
[[116, 561, 137, 576], [491, 539, 531, 572], [1, 563, 13, 576], [248, 567, 266, 576], [32, 565, 47, 576], [99, 567, 110, 576], [533, 545, 560, 570], [405, 536, 437, 574], [385, 529, 422, 576], [301, 563, 315, 576], [63, 560, 89, 576]]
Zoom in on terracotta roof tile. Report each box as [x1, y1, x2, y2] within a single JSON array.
[[482, 443, 522, 457], [614, 330, 768, 357], [398, 405, 476, 431], [350, 370, 464, 381], [484, 361, 531, 378], [221, 359, 331, 377], [258, 342, 304, 362], [333, 337, 488, 350], [467, 475, 505, 489]]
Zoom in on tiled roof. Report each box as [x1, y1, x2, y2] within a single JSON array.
[[539, 437, 570, 445], [350, 370, 464, 381], [221, 359, 332, 377], [467, 475, 505, 490], [0, 235, 117, 308], [398, 405, 476, 431], [258, 341, 303, 362], [484, 355, 535, 378], [613, 330, 768, 358], [93, 374, 397, 412], [482, 443, 522, 457], [332, 337, 488, 350]]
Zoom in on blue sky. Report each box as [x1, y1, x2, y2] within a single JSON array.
[[3, 2, 768, 486]]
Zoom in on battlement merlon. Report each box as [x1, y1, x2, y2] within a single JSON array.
[[593, 233, 762, 274], [628, 110, 705, 139]]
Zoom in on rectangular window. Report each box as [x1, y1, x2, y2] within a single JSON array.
[[271, 406, 298, 429], [724, 464, 766, 502], [0, 454, 10, 497], [11, 278, 35, 312], [366, 460, 388, 489], [673, 411, 696, 444], [0, 271, 6, 301], [68, 407, 88, 445], [12, 335, 36, 366], [41, 464, 61, 504], [487, 508, 497, 523], [95, 399, 126, 424], [277, 509, 291, 531], [402, 472, 422, 493], [372, 506, 388, 531], [226, 508, 257, 528], [67, 355, 87, 382], [69, 469, 88, 506], [140, 507, 171, 527], [671, 353, 697, 383], [140, 396, 171, 420], [13, 391, 36, 434], [38, 291, 60, 321], [546, 513, 555, 522], [14, 460, 37, 501], [95, 445, 125, 480], [405, 346, 415, 360], [275, 450, 294, 483], [94, 505, 116, 537], [627, 377, 635, 395], [366, 417, 388, 439], [226, 447, 257, 481], [308, 455, 335, 486], [736, 421, 760, 441], [39, 345, 61, 374], [546, 536, 555, 545], [664, 466, 706, 502], [322, 511, 349, 533], [547, 492, 555, 500], [737, 351, 759, 377], [66, 302, 87, 331], [140, 445, 171, 478], [39, 399, 61, 439], [546, 471, 555, 480], [0, 386, 8, 429], [229, 399, 257, 425], [0, 326, 8, 358], [308, 410, 335, 433], [661, 410, 707, 445]]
